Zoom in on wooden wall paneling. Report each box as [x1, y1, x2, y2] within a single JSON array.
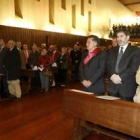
[[0, 25, 112, 50]]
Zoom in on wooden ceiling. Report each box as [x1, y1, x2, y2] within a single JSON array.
[[118, 0, 140, 12]]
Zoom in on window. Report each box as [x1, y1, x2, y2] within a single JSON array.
[[49, 0, 54, 24], [88, 0, 91, 4], [61, 0, 66, 10], [81, 0, 84, 16], [14, 0, 23, 18], [72, 5, 76, 28], [88, 11, 92, 31]]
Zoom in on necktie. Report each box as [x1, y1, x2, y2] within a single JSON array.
[[24, 51, 28, 64], [115, 47, 123, 73], [51, 52, 56, 63]]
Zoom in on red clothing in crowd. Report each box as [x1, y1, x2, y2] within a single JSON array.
[[50, 50, 59, 64], [66, 51, 71, 66], [38, 54, 50, 70]]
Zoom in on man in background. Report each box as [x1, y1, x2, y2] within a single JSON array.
[[112, 37, 118, 47], [16, 41, 22, 51], [0, 39, 9, 98], [50, 45, 60, 86], [70, 44, 82, 81], [21, 44, 31, 69], [48, 45, 54, 56], [4, 40, 22, 101]]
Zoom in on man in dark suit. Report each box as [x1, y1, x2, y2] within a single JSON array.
[[70, 44, 82, 81], [16, 41, 22, 51], [79, 35, 107, 95], [107, 29, 140, 101], [58, 47, 68, 86], [4, 40, 22, 101], [50, 45, 60, 86], [0, 39, 9, 98], [48, 45, 54, 56]]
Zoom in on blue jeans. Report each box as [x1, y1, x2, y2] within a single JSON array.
[[40, 73, 49, 90]]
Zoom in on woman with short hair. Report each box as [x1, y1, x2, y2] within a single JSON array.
[[38, 47, 50, 92]]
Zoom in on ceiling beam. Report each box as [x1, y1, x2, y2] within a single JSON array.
[[124, 2, 140, 6]]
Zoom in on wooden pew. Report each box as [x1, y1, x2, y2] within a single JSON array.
[[20, 69, 35, 94], [0, 74, 3, 90], [50, 67, 58, 87], [0, 70, 35, 96], [63, 89, 140, 140], [0, 74, 3, 100]]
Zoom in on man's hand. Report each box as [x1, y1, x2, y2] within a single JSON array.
[[110, 74, 122, 84], [82, 80, 87, 87], [40, 65, 44, 68], [82, 80, 92, 88], [30, 65, 34, 68], [86, 80, 92, 87]]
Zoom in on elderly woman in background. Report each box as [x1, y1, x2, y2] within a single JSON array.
[[134, 66, 140, 103], [38, 47, 50, 92]]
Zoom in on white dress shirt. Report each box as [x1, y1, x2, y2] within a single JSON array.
[[119, 43, 128, 53]]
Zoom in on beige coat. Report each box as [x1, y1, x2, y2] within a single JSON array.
[[133, 66, 140, 103]]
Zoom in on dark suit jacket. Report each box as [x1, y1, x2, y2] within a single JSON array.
[[50, 50, 60, 64], [0, 47, 8, 74], [79, 50, 107, 95], [4, 47, 21, 80], [107, 44, 140, 98], [57, 54, 68, 69], [28, 51, 40, 67], [70, 49, 82, 65]]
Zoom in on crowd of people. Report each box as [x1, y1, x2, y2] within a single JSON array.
[[0, 39, 84, 101], [110, 24, 140, 38], [1, 28, 140, 103]]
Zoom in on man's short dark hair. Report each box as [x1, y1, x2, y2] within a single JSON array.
[[116, 28, 130, 36], [87, 35, 100, 46]]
